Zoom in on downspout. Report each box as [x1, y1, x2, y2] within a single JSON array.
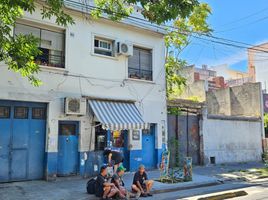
[[175, 111, 179, 165], [260, 84, 265, 153], [186, 108, 189, 157]]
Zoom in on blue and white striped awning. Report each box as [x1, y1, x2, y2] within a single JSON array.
[[89, 99, 149, 130]]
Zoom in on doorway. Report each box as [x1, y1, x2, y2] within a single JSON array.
[[57, 121, 79, 176]]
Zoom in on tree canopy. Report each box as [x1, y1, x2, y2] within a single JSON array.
[[0, 0, 211, 89]]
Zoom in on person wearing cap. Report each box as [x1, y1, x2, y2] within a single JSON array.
[[95, 165, 120, 200], [131, 165, 154, 197], [112, 166, 139, 200], [103, 149, 124, 173]]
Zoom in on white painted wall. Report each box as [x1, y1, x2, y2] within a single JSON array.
[[202, 115, 263, 164], [0, 5, 167, 152], [253, 52, 268, 92]]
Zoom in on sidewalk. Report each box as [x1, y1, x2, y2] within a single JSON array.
[[0, 170, 219, 200]]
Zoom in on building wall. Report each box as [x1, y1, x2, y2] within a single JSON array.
[[206, 87, 231, 115], [0, 5, 167, 178], [206, 82, 262, 117], [202, 115, 263, 164], [248, 44, 268, 92], [180, 80, 207, 102], [230, 83, 261, 117]]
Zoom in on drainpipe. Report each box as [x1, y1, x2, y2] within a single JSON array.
[[186, 108, 189, 157], [260, 84, 266, 153], [175, 112, 179, 165]]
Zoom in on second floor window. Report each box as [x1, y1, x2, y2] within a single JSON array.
[[128, 47, 152, 81], [94, 37, 114, 57], [14, 23, 65, 68]]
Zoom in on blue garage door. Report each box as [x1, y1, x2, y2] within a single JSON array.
[[0, 100, 46, 182]]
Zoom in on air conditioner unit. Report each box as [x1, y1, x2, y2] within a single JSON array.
[[117, 42, 133, 56], [65, 98, 87, 115]]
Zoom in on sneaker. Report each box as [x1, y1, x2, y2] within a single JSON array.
[[141, 193, 148, 197], [147, 193, 153, 197]]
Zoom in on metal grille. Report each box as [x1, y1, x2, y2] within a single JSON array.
[[32, 107, 46, 119], [128, 47, 152, 81], [0, 106, 10, 118], [14, 107, 28, 119]]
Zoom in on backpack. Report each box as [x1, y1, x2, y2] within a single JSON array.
[[86, 177, 97, 194]]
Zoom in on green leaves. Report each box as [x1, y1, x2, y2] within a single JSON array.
[[165, 56, 187, 98], [0, 0, 74, 86], [165, 3, 211, 99], [94, 0, 199, 24], [41, 0, 74, 26], [3, 34, 42, 86], [92, 0, 134, 21]]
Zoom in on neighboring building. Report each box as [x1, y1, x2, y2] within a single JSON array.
[[0, 1, 167, 182], [211, 64, 254, 87], [248, 42, 268, 92], [168, 83, 264, 166], [182, 65, 225, 92]]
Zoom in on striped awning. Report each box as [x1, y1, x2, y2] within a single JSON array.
[[89, 99, 148, 130]]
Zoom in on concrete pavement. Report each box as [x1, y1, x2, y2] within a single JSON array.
[[0, 170, 219, 200], [0, 162, 265, 200]]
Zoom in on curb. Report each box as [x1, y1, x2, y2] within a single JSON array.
[[197, 190, 248, 200], [152, 181, 221, 194]]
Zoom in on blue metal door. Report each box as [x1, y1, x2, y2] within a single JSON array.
[[0, 100, 46, 182], [142, 125, 156, 169], [58, 121, 79, 176], [123, 130, 129, 170], [0, 106, 12, 182]]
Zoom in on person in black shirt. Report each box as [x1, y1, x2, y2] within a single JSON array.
[[103, 149, 124, 173], [111, 165, 139, 199], [131, 165, 154, 197], [95, 165, 120, 200]]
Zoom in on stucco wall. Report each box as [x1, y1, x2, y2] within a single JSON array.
[[202, 115, 263, 164], [206, 88, 231, 115], [206, 82, 261, 117], [230, 83, 261, 117], [0, 4, 167, 156], [180, 80, 207, 102]]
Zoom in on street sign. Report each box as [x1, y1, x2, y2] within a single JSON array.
[[263, 94, 268, 113]]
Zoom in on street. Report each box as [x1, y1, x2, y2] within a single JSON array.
[[146, 180, 268, 200]]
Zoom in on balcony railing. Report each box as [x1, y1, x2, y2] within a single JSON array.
[[35, 50, 65, 68], [128, 67, 152, 81]]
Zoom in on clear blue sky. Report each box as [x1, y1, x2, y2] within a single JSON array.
[[180, 0, 268, 72]]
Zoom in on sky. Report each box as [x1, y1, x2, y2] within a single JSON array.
[[180, 0, 268, 72]]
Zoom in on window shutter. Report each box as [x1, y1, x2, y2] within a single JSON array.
[[140, 49, 152, 71], [128, 47, 140, 70]]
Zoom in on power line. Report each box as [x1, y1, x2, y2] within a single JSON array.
[[64, 0, 268, 54], [216, 15, 268, 33], [219, 6, 268, 27]]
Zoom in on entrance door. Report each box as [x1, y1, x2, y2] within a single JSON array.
[[0, 101, 46, 182], [142, 125, 156, 169], [57, 121, 79, 176]]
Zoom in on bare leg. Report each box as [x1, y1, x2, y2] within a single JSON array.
[[131, 185, 141, 198], [107, 187, 119, 198], [103, 186, 111, 198], [146, 180, 154, 193]]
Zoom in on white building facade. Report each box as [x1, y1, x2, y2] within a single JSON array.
[[0, 2, 167, 182]]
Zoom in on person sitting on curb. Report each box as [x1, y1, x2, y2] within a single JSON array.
[[111, 165, 140, 200], [131, 165, 154, 197], [95, 165, 120, 200]]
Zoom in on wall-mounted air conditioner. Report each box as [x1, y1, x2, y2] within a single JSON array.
[[117, 42, 133, 56], [64, 97, 86, 115]]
